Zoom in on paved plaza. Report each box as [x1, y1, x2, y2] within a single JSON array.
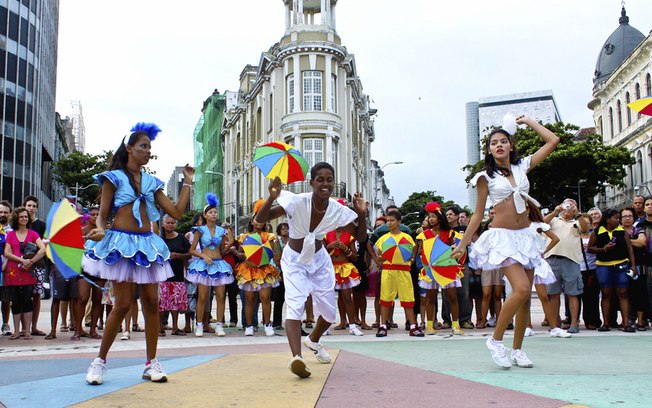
[[1, 296, 650, 408]]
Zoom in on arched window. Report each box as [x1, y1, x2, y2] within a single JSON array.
[[608, 107, 614, 138], [635, 83, 641, 119], [625, 92, 631, 126], [617, 100, 622, 132], [636, 150, 643, 186], [287, 74, 295, 113], [647, 73, 652, 96]]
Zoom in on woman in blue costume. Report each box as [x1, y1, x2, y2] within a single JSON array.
[[84, 123, 194, 385], [187, 193, 234, 337]]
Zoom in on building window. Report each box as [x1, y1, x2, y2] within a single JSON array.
[[647, 73, 652, 96], [616, 99, 622, 132], [303, 71, 322, 112], [608, 107, 614, 138], [287, 74, 295, 113], [635, 83, 641, 119], [302, 137, 324, 170], [626, 92, 631, 126], [331, 74, 337, 113], [637, 150, 644, 186]]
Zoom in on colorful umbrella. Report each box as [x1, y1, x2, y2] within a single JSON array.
[[380, 235, 414, 264], [241, 233, 275, 266], [421, 230, 465, 287], [45, 198, 85, 279], [627, 97, 652, 117], [253, 142, 310, 184]]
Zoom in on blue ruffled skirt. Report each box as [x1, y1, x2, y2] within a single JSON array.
[[186, 258, 234, 287], [84, 229, 173, 284]]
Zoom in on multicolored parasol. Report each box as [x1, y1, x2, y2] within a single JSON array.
[[241, 233, 275, 266], [45, 198, 85, 279], [627, 97, 652, 117], [253, 142, 310, 184], [379, 235, 414, 264], [422, 230, 466, 287]]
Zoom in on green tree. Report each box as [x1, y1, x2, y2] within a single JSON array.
[[399, 191, 470, 230], [176, 209, 200, 235], [464, 122, 635, 209], [51, 151, 105, 206]]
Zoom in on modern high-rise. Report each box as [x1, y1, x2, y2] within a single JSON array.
[[70, 100, 85, 152], [465, 90, 562, 209], [0, 0, 59, 214]]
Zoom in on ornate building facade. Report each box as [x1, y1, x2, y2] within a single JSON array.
[[588, 7, 651, 208], [219, 0, 378, 231]]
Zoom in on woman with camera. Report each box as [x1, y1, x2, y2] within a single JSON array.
[[2, 207, 46, 339], [587, 208, 637, 332]]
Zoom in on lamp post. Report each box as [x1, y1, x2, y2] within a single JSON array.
[[206, 170, 239, 234], [372, 161, 404, 220], [74, 183, 96, 206]]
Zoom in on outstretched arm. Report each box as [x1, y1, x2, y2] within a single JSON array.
[[156, 164, 195, 219]]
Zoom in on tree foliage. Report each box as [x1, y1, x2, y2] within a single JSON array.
[[175, 209, 200, 235], [398, 191, 470, 231], [51, 151, 106, 206], [464, 122, 635, 210]]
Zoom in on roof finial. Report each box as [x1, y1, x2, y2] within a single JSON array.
[[619, 2, 629, 25]]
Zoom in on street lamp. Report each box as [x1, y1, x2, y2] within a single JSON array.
[[564, 179, 586, 212], [74, 183, 96, 206], [206, 170, 240, 234]]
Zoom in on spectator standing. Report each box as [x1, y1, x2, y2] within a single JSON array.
[[620, 208, 648, 330], [23, 196, 46, 337], [0, 200, 13, 335], [159, 215, 191, 336], [579, 213, 601, 330], [632, 195, 646, 223], [634, 197, 652, 328], [444, 206, 473, 330]]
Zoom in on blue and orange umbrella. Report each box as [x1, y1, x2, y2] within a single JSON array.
[[253, 142, 310, 184]]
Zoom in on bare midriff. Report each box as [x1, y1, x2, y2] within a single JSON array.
[[489, 195, 531, 230], [289, 237, 323, 254], [111, 205, 152, 233]]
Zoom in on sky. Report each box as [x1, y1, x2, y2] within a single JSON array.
[[55, 0, 651, 208]]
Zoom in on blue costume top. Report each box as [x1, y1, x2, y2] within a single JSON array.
[[192, 225, 226, 251]]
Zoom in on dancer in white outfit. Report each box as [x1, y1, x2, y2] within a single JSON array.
[[254, 162, 367, 378], [453, 114, 559, 369]]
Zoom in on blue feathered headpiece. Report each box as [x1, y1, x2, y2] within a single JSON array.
[[131, 122, 162, 141], [204, 192, 219, 213]]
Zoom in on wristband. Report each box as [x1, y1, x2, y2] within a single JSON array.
[[183, 183, 194, 188]]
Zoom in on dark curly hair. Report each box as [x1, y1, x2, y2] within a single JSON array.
[[484, 129, 522, 178]]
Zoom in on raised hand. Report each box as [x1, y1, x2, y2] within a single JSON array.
[[269, 177, 282, 200], [182, 164, 195, 182], [352, 192, 368, 215]]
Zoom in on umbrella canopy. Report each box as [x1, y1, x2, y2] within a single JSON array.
[[241, 233, 275, 266], [45, 198, 85, 279], [627, 97, 652, 117], [421, 230, 465, 287], [253, 142, 310, 184], [380, 235, 414, 264]]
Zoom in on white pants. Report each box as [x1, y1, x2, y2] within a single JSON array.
[[281, 246, 337, 323]]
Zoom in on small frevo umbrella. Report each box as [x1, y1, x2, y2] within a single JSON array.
[[45, 198, 85, 279], [422, 230, 466, 287], [627, 97, 652, 117], [253, 142, 310, 184], [380, 235, 414, 264], [241, 233, 274, 266]]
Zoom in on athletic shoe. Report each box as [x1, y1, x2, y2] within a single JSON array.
[[424, 327, 437, 335], [244, 326, 254, 336], [485, 337, 511, 369], [2, 324, 12, 335], [288, 355, 311, 378], [303, 336, 331, 363], [142, 358, 168, 382], [486, 317, 496, 327], [86, 358, 106, 385], [409, 327, 425, 337], [120, 331, 130, 341], [567, 325, 580, 334], [550, 327, 572, 338], [524, 327, 534, 337], [194, 323, 204, 337], [452, 327, 464, 335], [461, 321, 475, 330], [349, 323, 364, 336], [264, 324, 275, 337], [510, 349, 534, 368], [215, 323, 226, 337]]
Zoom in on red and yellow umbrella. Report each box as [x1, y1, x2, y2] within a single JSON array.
[[421, 230, 465, 287], [253, 142, 310, 184], [241, 233, 275, 267], [45, 198, 85, 279], [627, 97, 652, 117], [379, 235, 414, 264]]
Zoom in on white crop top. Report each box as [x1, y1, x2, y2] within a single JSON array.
[[470, 155, 540, 214], [276, 190, 358, 265]]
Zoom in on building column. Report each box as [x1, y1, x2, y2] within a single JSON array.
[[325, 55, 332, 112], [331, 2, 336, 30], [293, 55, 301, 112], [285, 3, 291, 29]]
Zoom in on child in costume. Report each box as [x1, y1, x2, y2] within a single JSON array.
[[235, 200, 282, 337], [84, 122, 194, 385], [254, 162, 368, 379], [453, 114, 560, 369], [325, 199, 363, 336], [187, 193, 234, 337], [416, 202, 465, 335], [372, 210, 423, 338]]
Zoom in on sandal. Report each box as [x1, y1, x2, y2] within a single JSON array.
[[637, 325, 647, 331], [79, 331, 89, 338], [476, 322, 486, 329], [171, 329, 186, 336], [45, 333, 56, 340], [371, 322, 379, 329], [9, 333, 20, 340], [333, 324, 347, 330], [60, 326, 69, 333], [70, 334, 81, 341], [375, 327, 388, 337], [158, 329, 166, 337], [360, 323, 372, 330], [132, 324, 145, 332], [305, 321, 314, 329], [597, 325, 611, 332], [89, 332, 102, 339], [31, 330, 46, 336], [24, 335, 32, 340]]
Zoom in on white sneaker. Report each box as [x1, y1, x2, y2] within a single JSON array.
[[288, 355, 311, 378], [244, 326, 254, 336], [195, 323, 204, 337], [303, 336, 331, 363], [1, 323, 11, 335], [550, 327, 572, 338], [120, 331, 130, 341], [86, 357, 106, 385], [524, 327, 534, 337], [264, 324, 275, 337], [510, 349, 534, 368], [349, 323, 364, 336], [142, 358, 168, 382], [485, 337, 511, 369], [215, 323, 226, 337], [486, 317, 497, 327]]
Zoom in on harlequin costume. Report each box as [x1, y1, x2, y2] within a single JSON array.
[[85, 170, 173, 284], [325, 230, 360, 290], [186, 225, 234, 287], [235, 231, 281, 291]]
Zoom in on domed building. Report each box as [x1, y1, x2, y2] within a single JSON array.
[[588, 7, 651, 208]]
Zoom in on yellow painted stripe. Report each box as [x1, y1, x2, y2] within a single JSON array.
[[74, 351, 338, 408]]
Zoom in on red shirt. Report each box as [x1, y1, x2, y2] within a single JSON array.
[[3, 230, 39, 286]]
